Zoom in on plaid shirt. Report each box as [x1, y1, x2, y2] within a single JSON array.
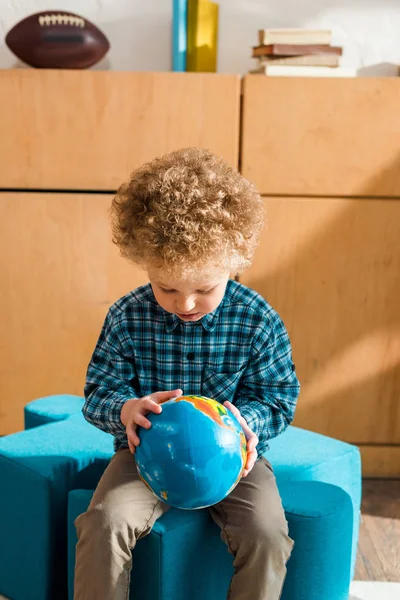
[[83, 280, 300, 456]]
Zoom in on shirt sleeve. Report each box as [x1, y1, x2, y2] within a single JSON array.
[[234, 312, 300, 456], [82, 308, 139, 435]]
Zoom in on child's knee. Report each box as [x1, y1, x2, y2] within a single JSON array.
[[75, 503, 129, 541], [239, 512, 293, 556]]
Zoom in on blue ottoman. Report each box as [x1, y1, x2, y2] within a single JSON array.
[[24, 395, 361, 569], [267, 426, 361, 573], [24, 394, 84, 429], [0, 415, 113, 600], [68, 480, 353, 600], [0, 398, 361, 600]]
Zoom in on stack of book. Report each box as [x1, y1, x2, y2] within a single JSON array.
[[249, 28, 353, 77]]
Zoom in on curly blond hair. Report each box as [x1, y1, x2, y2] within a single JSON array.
[[111, 147, 264, 278]]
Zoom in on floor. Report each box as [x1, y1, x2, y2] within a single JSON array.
[[349, 479, 400, 599], [354, 480, 400, 581], [1, 480, 399, 599]]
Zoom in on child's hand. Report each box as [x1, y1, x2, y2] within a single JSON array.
[[224, 401, 259, 477], [121, 389, 183, 454]]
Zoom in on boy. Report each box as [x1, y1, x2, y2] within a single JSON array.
[[74, 147, 300, 600]]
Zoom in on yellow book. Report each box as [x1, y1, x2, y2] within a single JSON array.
[[187, 0, 219, 72]]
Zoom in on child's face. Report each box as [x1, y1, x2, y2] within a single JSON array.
[[147, 266, 231, 322]]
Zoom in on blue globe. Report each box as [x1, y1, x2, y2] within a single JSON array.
[[135, 395, 247, 509]]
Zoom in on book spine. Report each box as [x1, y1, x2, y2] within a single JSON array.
[[186, 0, 197, 71], [258, 30, 332, 46], [172, 0, 188, 72], [257, 55, 340, 67], [252, 44, 342, 58], [249, 66, 356, 77]]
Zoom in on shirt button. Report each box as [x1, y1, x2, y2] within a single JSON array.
[[187, 352, 195, 361]]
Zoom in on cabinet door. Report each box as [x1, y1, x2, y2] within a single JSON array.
[[0, 192, 147, 434], [241, 76, 400, 197], [0, 71, 240, 190], [241, 197, 400, 445]]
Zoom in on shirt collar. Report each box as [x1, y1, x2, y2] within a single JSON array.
[[163, 287, 230, 333], [156, 279, 235, 333], [164, 306, 221, 333], [164, 312, 180, 332]]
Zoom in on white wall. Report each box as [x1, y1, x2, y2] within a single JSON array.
[[1, 0, 400, 73]]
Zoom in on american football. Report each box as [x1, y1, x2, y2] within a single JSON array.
[[5, 11, 110, 69]]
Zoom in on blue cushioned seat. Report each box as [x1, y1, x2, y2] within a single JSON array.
[[267, 425, 361, 572], [68, 480, 353, 600], [0, 415, 113, 600], [0, 401, 361, 600], [24, 394, 84, 429]]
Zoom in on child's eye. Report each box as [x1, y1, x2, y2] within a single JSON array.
[[160, 288, 175, 294], [198, 288, 214, 295]]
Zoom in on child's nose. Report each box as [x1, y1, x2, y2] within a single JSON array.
[[176, 296, 196, 313]]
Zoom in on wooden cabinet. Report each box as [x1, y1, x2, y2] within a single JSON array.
[[0, 192, 147, 434], [241, 76, 400, 197], [241, 76, 400, 476], [2, 71, 399, 476], [0, 70, 240, 190], [0, 70, 241, 434]]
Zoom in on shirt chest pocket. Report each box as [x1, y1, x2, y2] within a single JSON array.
[[201, 367, 245, 404]]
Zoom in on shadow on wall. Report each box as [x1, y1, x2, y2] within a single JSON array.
[[244, 155, 400, 444]]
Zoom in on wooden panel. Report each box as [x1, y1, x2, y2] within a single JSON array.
[[0, 192, 147, 435], [0, 70, 240, 190], [360, 447, 400, 478], [241, 197, 400, 444], [241, 76, 400, 197]]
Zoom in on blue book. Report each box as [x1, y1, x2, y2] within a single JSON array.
[[172, 0, 187, 71]]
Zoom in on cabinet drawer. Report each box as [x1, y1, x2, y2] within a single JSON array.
[[241, 196, 400, 443], [0, 192, 145, 434], [0, 70, 240, 190], [241, 76, 400, 197]]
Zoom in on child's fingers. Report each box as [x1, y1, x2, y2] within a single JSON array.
[[241, 419, 252, 440], [151, 389, 183, 404], [244, 435, 258, 473], [243, 450, 257, 476], [128, 435, 138, 453], [224, 399, 258, 477], [223, 400, 241, 420], [246, 431, 259, 452], [128, 434, 140, 449], [134, 413, 152, 429], [127, 422, 140, 447], [224, 402, 253, 439], [224, 402, 259, 449], [143, 399, 163, 414], [246, 449, 257, 470]]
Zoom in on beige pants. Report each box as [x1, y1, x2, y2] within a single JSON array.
[[74, 449, 293, 600]]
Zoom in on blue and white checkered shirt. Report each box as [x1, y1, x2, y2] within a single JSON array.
[[83, 280, 300, 456]]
